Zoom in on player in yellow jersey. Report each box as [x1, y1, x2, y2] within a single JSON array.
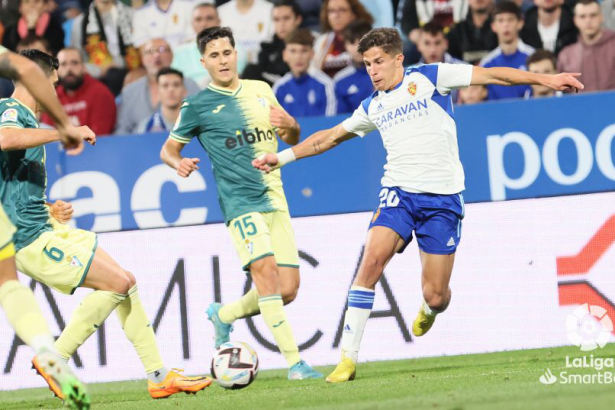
[[0, 49, 212, 403], [0, 45, 90, 409], [161, 27, 322, 379]]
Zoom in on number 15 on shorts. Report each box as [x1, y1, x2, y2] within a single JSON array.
[[234, 215, 257, 239]]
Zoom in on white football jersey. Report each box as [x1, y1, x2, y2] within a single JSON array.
[[342, 63, 473, 195]]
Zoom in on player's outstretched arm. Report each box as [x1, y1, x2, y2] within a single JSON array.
[[0, 51, 84, 149], [160, 138, 201, 178], [252, 123, 357, 173], [0, 126, 95, 151], [471, 66, 584, 92]]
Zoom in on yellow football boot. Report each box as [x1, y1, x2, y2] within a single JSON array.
[[148, 369, 212, 399], [412, 304, 436, 337], [326, 358, 356, 383]]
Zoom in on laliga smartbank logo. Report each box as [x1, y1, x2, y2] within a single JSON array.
[[540, 304, 614, 385]]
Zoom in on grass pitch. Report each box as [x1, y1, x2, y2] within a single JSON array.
[[1, 344, 614, 410]]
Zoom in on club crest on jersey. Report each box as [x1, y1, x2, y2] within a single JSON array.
[[256, 94, 267, 108], [408, 82, 417, 96], [1, 108, 18, 123]]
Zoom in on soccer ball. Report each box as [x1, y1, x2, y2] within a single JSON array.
[[211, 341, 259, 389]]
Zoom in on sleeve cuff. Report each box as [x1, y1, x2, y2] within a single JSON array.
[[169, 132, 191, 143]]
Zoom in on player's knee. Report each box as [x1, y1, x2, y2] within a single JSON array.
[[108, 269, 134, 294], [124, 270, 137, 289]]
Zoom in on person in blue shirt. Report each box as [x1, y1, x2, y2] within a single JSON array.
[[273, 28, 336, 117], [480, 1, 535, 100], [334, 20, 373, 114]]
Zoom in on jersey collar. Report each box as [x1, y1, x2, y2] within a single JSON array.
[[207, 81, 243, 96], [11, 97, 37, 119]]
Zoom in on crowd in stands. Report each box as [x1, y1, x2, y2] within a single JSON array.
[[0, 0, 613, 135]]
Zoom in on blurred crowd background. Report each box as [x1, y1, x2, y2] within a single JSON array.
[[0, 0, 613, 135]]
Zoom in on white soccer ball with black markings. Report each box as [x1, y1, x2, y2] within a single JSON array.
[[211, 341, 259, 389]]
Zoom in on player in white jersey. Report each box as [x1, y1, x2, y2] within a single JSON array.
[[253, 28, 583, 383]]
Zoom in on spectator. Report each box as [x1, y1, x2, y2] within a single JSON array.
[[137, 68, 186, 133], [295, 0, 322, 31], [115, 38, 200, 135], [417, 22, 466, 102], [218, 0, 274, 64], [525, 49, 562, 98], [521, 0, 577, 55], [480, 1, 535, 100], [41, 47, 117, 135], [242, 0, 303, 85], [314, 0, 374, 77], [16, 33, 51, 53], [2, 0, 64, 55], [447, 0, 498, 64], [70, 0, 140, 97], [558, 0, 615, 92], [603, 0, 615, 30], [399, 0, 469, 44], [457, 84, 488, 104], [334, 20, 372, 114], [273, 28, 336, 117], [172, 3, 248, 88], [132, 0, 201, 48]]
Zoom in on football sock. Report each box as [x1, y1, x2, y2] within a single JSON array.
[[116, 285, 165, 374], [340, 286, 375, 364], [258, 295, 301, 367], [147, 368, 169, 383], [55, 290, 126, 360], [219, 288, 260, 324], [423, 299, 440, 317], [0, 280, 53, 349]]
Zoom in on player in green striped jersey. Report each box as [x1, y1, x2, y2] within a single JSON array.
[[161, 27, 322, 380]]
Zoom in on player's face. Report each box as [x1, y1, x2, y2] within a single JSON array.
[[58, 49, 85, 90], [158, 74, 186, 109], [192, 6, 220, 35], [491, 13, 523, 44], [363, 46, 404, 91], [201, 37, 238, 86], [273, 6, 302, 41], [528, 59, 557, 96], [574, 3, 603, 39], [326, 0, 355, 33], [141, 39, 173, 77], [417, 32, 447, 64], [283, 44, 314, 75]]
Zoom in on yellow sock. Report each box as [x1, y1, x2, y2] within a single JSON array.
[[258, 295, 300, 367], [55, 290, 125, 360], [116, 285, 164, 374], [0, 280, 51, 347], [219, 288, 260, 324]]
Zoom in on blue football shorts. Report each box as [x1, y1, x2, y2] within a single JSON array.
[[368, 187, 465, 255]]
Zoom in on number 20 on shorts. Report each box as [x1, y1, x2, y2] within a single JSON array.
[[234, 215, 257, 239], [378, 188, 400, 208]]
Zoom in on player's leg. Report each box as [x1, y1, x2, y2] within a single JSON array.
[[411, 193, 464, 336]]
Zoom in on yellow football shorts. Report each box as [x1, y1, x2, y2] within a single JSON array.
[[228, 210, 299, 272], [0, 204, 16, 261], [16, 220, 97, 294]]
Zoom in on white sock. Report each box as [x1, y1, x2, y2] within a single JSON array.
[[422, 299, 438, 318], [147, 367, 169, 383], [340, 286, 375, 364], [31, 334, 58, 356]]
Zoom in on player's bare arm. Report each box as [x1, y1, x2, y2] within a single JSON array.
[[160, 138, 200, 178], [0, 126, 95, 151], [48, 200, 74, 224], [252, 123, 357, 173], [0, 52, 86, 149], [270, 105, 300, 145], [471, 66, 584, 92]]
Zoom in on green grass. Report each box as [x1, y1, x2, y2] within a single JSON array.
[[1, 345, 614, 410]]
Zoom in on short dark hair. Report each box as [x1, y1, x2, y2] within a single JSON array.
[[273, 0, 303, 18], [18, 49, 58, 76], [421, 22, 445, 37], [575, 0, 600, 9], [157, 67, 184, 82], [197, 26, 235, 54], [16, 34, 50, 53], [527, 49, 557, 68], [343, 20, 372, 44], [492, 1, 522, 19], [285, 28, 314, 47], [357, 28, 403, 56]]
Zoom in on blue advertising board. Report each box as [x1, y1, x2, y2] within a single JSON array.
[[46, 91, 615, 232]]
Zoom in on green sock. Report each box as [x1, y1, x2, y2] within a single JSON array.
[[219, 288, 260, 324], [258, 295, 300, 367]]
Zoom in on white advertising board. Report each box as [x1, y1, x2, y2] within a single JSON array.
[[0, 192, 614, 390]]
